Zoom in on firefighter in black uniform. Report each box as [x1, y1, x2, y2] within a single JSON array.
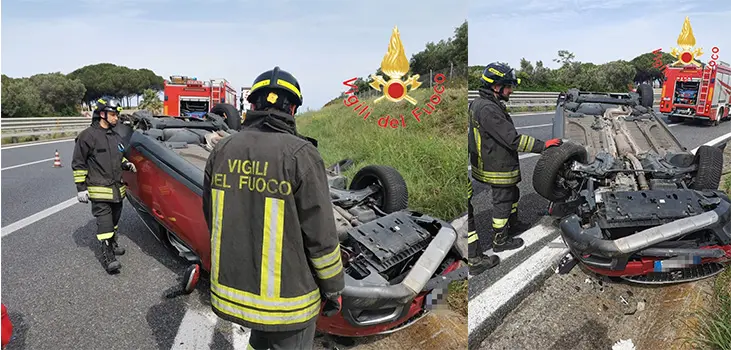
[[467, 62, 563, 275], [203, 67, 344, 350], [72, 98, 137, 274]]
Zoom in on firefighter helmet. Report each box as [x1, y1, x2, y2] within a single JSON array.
[[94, 98, 123, 115], [481, 62, 520, 89], [247, 67, 303, 108]]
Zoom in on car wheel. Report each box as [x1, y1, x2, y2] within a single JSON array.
[[211, 103, 242, 131], [533, 142, 588, 202], [637, 83, 654, 108], [691, 145, 723, 190], [349, 165, 408, 213]]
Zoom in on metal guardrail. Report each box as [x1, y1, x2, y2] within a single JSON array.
[[468, 90, 662, 107], [1, 116, 90, 138]]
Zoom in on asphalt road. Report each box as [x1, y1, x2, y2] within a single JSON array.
[[467, 111, 731, 300], [0, 139, 462, 350]]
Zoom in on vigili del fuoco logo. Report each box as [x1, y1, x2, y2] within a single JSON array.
[[342, 26, 447, 129]]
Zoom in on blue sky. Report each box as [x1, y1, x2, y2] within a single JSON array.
[[469, 0, 731, 71], [1, 0, 467, 111]]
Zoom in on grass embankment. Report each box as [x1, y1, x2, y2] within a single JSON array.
[[1, 132, 80, 145], [297, 85, 468, 221], [297, 85, 469, 316]]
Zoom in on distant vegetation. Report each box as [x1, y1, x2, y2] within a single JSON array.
[[468, 49, 684, 92], [2, 64, 164, 118], [325, 21, 468, 107]]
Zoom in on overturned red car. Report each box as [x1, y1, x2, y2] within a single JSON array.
[[116, 104, 468, 337]]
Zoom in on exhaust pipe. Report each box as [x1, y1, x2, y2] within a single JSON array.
[[342, 225, 457, 303]]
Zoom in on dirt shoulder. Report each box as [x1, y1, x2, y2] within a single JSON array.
[[477, 145, 731, 350]]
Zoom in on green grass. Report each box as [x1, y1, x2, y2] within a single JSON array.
[[681, 269, 731, 350], [447, 279, 468, 317], [681, 174, 731, 349], [1, 132, 80, 145], [297, 84, 468, 220]]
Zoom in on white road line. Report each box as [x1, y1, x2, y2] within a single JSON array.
[[1, 198, 78, 238], [468, 223, 556, 280], [0, 138, 75, 150], [1, 158, 55, 171], [468, 235, 568, 334], [170, 307, 221, 350], [691, 131, 731, 153]]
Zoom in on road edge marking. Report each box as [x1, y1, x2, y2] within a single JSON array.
[[1, 198, 78, 238], [1, 158, 56, 171], [468, 235, 568, 348], [0, 138, 75, 150]]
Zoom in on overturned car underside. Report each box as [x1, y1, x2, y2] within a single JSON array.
[[534, 87, 731, 284], [117, 108, 467, 336]]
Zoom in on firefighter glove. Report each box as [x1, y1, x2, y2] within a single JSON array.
[[77, 190, 89, 203], [545, 138, 563, 149], [122, 162, 136, 173], [321, 295, 342, 317]]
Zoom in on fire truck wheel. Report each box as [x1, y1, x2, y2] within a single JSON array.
[[211, 103, 242, 131]]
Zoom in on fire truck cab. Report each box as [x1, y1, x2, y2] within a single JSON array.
[[659, 61, 731, 126], [163, 76, 237, 119]]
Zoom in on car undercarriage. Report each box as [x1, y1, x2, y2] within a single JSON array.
[[533, 85, 731, 284], [117, 106, 468, 336]]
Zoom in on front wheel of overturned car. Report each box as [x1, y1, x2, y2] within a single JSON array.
[[210, 103, 242, 131], [349, 165, 408, 213], [691, 145, 724, 190], [637, 83, 654, 108], [533, 142, 588, 202]]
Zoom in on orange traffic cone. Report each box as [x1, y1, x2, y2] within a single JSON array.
[[53, 150, 62, 167]]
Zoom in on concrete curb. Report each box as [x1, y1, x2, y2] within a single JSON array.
[[467, 233, 568, 349]]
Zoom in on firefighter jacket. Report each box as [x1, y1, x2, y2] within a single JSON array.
[[72, 121, 133, 202], [202, 109, 345, 333], [468, 89, 547, 187]]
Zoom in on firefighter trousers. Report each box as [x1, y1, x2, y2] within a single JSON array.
[[467, 179, 520, 257], [248, 320, 317, 350], [91, 201, 123, 242]]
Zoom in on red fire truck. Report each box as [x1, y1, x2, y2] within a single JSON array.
[[163, 76, 237, 119], [659, 61, 731, 126]]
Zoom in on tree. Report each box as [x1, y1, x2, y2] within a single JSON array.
[[138, 89, 163, 114], [1, 75, 52, 118], [28, 73, 86, 115]]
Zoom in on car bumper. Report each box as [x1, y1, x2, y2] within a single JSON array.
[[558, 194, 731, 273]]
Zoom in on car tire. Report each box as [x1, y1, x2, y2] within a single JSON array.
[[211, 103, 242, 131], [638, 83, 654, 108], [533, 142, 588, 202], [349, 165, 408, 213], [691, 145, 723, 190]]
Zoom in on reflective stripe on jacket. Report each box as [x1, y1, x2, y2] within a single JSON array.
[[468, 89, 547, 186], [203, 110, 345, 333], [72, 122, 129, 202]]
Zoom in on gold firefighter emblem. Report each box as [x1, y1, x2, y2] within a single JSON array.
[[369, 26, 421, 105], [669, 17, 703, 67]]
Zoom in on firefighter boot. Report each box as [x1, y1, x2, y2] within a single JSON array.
[[101, 240, 121, 273], [110, 234, 125, 256], [468, 254, 500, 276], [493, 226, 524, 252], [508, 213, 532, 237]]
